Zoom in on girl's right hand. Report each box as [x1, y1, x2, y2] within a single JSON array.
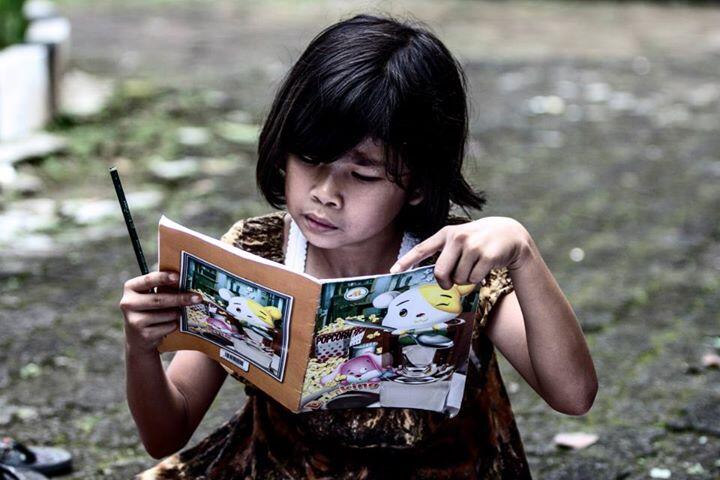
[[119, 271, 202, 355]]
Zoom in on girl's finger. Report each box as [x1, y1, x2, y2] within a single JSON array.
[[125, 271, 180, 293], [144, 321, 179, 343], [433, 240, 463, 290], [453, 247, 480, 285], [468, 260, 490, 286], [133, 292, 201, 311], [390, 230, 447, 273], [130, 308, 181, 328]]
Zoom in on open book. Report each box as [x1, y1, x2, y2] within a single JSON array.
[[157, 216, 481, 417]]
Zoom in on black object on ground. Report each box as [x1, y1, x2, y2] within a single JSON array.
[[0, 463, 48, 480], [0, 438, 72, 477]]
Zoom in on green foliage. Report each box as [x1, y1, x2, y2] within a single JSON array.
[[0, 0, 27, 49]]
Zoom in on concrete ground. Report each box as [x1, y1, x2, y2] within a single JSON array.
[[1, 1, 719, 478]]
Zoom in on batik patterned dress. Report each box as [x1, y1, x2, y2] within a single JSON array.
[[138, 210, 532, 480]]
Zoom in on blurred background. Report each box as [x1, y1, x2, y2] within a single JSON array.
[[0, 0, 719, 478]]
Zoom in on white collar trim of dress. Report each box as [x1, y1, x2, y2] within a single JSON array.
[[284, 215, 420, 273]]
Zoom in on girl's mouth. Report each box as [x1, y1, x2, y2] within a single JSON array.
[[304, 214, 338, 232]]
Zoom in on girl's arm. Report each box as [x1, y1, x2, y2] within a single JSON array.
[[121, 272, 228, 458], [126, 349, 227, 458], [485, 239, 598, 415], [390, 217, 598, 415]]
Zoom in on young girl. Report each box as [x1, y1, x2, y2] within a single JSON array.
[[122, 13, 597, 479]]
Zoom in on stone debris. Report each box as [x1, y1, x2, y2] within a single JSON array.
[[148, 156, 201, 181], [553, 432, 599, 450], [608, 92, 637, 111], [59, 190, 163, 225], [122, 78, 157, 99], [0, 405, 40, 426], [124, 190, 164, 210], [1, 172, 43, 196], [0, 164, 18, 187], [215, 121, 261, 146], [15, 173, 43, 195], [24, 0, 57, 19], [177, 126, 210, 146], [498, 70, 537, 93], [555, 80, 579, 99], [19, 363, 42, 379], [225, 110, 254, 123], [0, 132, 67, 165], [535, 130, 565, 148], [569, 247, 585, 262], [199, 158, 238, 176], [60, 70, 115, 117], [527, 95, 565, 115], [584, 82, 611, 103], [686, 84, 720, 107], [17, 234, 54, 252], [649, 467, 672, 479], [59, 198, 118, 225], [53, 356, 78, 368], [685, 463, 705, 475], [202, 90, 232, 109], [0, 198, 57, 243], [701, 352, 720, 368]]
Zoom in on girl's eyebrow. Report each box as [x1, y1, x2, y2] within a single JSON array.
[[349, 148, 383, 167]]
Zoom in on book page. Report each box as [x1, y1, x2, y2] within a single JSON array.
[[157, 216, 321, 412], [299, 265, 480, 417], [178, 251, 294, 382]]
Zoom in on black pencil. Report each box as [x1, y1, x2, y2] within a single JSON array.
[[109, 166, 149, 275]]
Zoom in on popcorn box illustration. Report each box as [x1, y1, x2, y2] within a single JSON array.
[[313, 327, 365, 362]]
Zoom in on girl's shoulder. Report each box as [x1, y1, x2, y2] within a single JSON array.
[[220, 210, 287, 263], [475, 266, 514, 330]]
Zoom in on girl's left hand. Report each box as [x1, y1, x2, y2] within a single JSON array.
[[390, 217, 532, 289]]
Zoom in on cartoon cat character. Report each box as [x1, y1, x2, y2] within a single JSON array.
[[206, 316, 237, 336], [218, 288, 282, 345], [204, 304, 239, 336], [320, 353, 387, 386], [372, 283, 476, 367], [372, 283, 476, 332]]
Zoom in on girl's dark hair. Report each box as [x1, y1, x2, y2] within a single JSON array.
[[256, 13, 486, 238]]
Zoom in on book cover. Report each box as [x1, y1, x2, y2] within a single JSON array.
[[157, 216, 480, 417]]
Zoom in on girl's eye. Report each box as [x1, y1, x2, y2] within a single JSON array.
[[352, 173, 381, 182]]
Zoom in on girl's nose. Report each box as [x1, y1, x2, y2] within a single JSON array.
[[311, 168, 342, 208]]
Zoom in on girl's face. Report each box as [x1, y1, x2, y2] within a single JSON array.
[[285, 137, 422, 251]]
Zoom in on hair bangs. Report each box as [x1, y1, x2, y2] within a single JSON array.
[[284, 70, 409, 187]]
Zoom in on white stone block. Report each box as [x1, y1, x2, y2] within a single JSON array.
[[24, 0, 59, 20], [26, 17, 72, 115], [0, 44, 50, 142]]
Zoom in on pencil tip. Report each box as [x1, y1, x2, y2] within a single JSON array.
[[109, 166, 117, 172]]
